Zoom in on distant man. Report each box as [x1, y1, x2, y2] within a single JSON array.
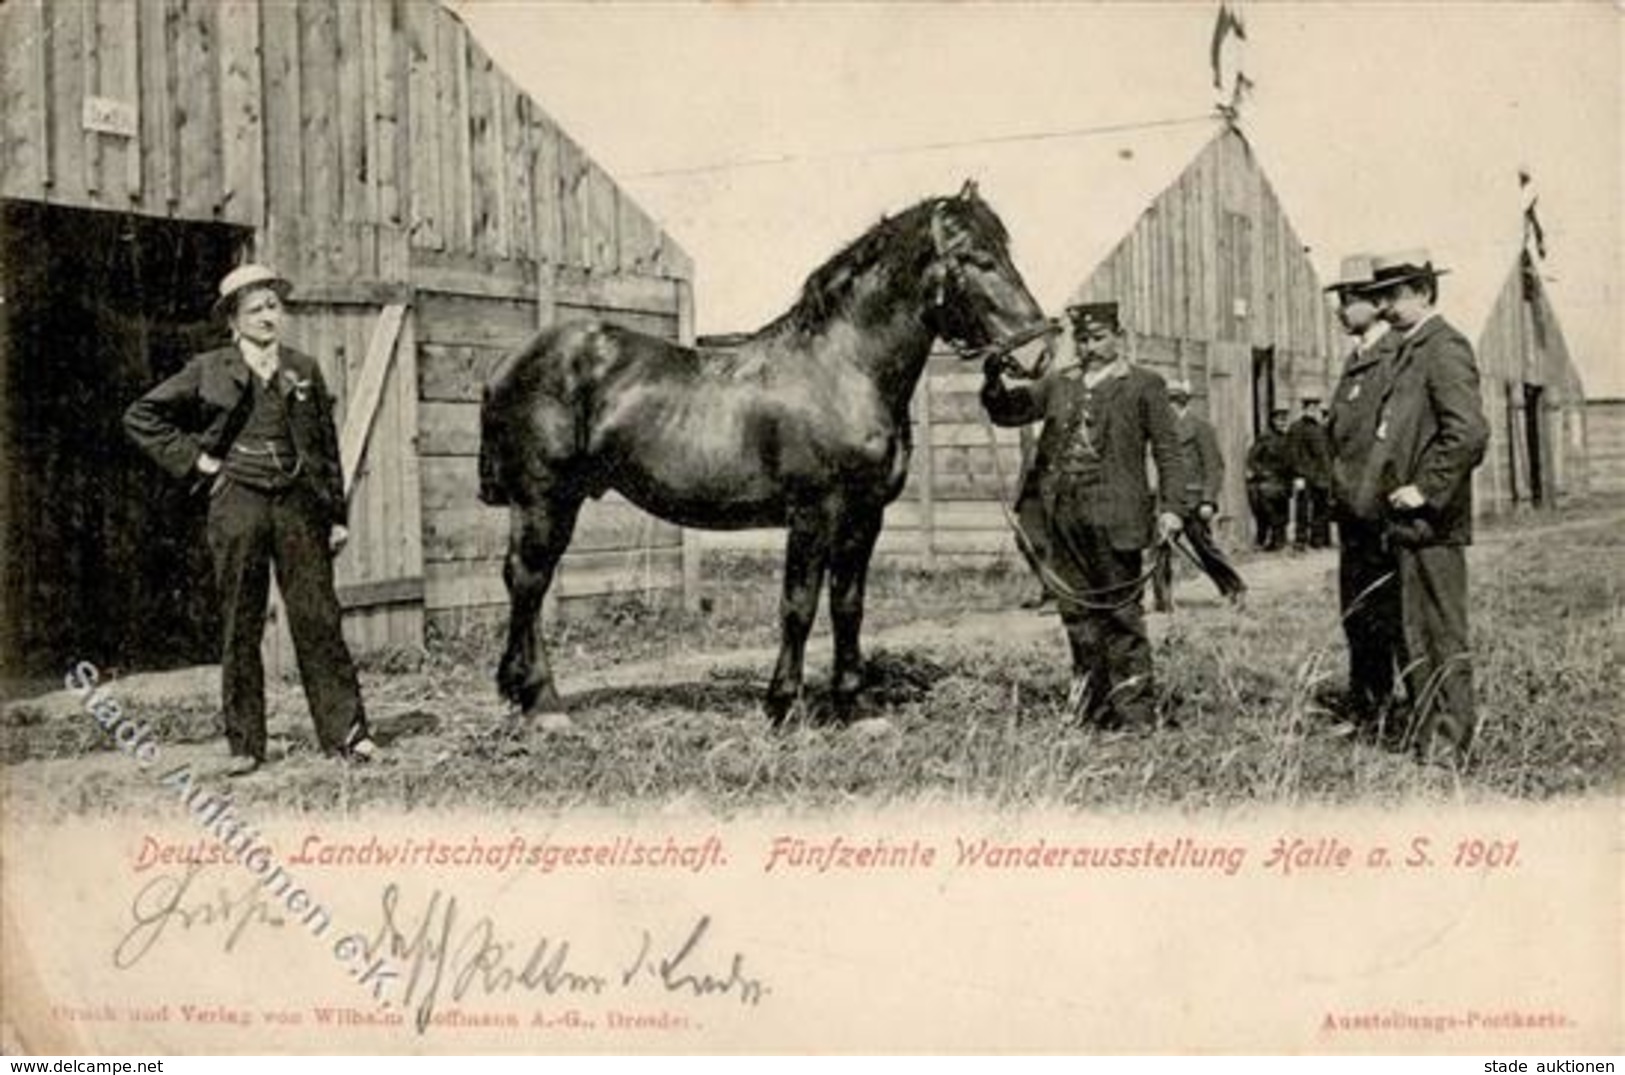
[[1361, 250, 1489, 766], [1245, 408, 1293, 551], [1288, 396, 1332, 549], [982, 301, 1185, 731], [1324, 254, 1403, 737], [1153, 379, 1246, 609]]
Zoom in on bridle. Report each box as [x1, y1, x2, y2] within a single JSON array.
[[926, 202, 1061, 373]]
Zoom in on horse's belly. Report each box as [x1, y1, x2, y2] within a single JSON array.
[[609, 455, 789, 530]]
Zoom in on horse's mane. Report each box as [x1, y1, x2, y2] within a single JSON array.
[[764, 192, 1010, 338]]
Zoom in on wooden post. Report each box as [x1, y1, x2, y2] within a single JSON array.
[[676, 278, 702, 610]]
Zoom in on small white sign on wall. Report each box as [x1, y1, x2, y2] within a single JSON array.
[[82, 96, 138, 139]]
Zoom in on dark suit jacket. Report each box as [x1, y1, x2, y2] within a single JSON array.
[[1327, 328, 1399, 522], [983, 364, 1184, 551], [1172, 411, 1224, 512], [1287, 415, 1331, 488], [1360, 315, 1488, 546], [124, 345, 348, 527]]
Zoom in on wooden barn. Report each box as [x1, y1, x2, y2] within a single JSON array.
[[1469, 250, 1591, 514], [1067, 122, 1344, 527], [0, 0, 694, 681]]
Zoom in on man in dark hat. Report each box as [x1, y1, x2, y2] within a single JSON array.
[[1152, 378, 1246, 610], [1324, 254, 1403, 738], [125, 264, 377, 776], [1359, 249, 1489, 766], [982, 300, 1185, 731], [1288, 395, 1332, 549], [1245, 408, 1294, 551]]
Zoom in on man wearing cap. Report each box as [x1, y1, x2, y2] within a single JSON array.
[[1360, 250, 1489, 766], [1288, 396, 1332, 549], [1245, 408, 1294, 551], [1153, 379, 1246, 610], [1324, 254, 1403, 737], [982, 301, 1185, 731], [124, 264, 376, 775]]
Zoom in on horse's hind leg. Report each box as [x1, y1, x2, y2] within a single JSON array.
[[765, 506, 836, 726], [497, 493, 582, 717], [828, 504, 885, 723]]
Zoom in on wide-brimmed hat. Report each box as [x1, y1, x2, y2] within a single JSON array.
[[1166, 378, 1194, 400], [1363, 248, 1450, 291], [1065, 300, 1120, 336], [1323, 253, 1376, 294], [215, 263, 292, 315]]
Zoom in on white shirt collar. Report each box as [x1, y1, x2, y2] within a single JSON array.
[[1081, 356, 1129, 389], [237, 338, 280, 382]]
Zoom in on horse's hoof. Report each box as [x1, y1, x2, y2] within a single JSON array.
[[763, 693, 796, 728], [533, 711, 575, 734], [846, 716, 896, 739]]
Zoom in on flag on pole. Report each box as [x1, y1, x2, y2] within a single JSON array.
[[1519, 167, 1547, 261], [1210, 3, 1247, 90]]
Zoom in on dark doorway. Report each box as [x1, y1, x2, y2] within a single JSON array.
[[1, 201, 250, 686], [1523, 384, 1545, 507], [1251, 346, 1276, 437]]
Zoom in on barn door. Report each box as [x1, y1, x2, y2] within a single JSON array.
[[263, 294, 425, 673]]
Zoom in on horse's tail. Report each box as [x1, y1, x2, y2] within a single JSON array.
[[477, 390, 509, 506], [477, 345, 532, 507]]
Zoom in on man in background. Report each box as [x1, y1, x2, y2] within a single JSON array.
[[1153, 379, 1246, 610], [1289, 396, 1333, 549], [1245, 408, 1293, 551]]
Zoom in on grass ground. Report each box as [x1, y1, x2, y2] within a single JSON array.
[[3, 508, 1620, 818]]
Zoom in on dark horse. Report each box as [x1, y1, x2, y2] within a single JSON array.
[[478, 182, 1049, 725]]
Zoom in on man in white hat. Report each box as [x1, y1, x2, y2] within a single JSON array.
[[1152, 378, 1246, 610], [124, 264, 376, 775], [1324, 254, 1402, 739], [1358, 249, 1489, 766]]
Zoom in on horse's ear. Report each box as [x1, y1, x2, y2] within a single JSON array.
[[959, 179, 980, 202]]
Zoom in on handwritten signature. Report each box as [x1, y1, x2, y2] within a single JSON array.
[[113, 863, 286, 969], [113, 868, 770, 1032], [359, 883, 770, 1032]]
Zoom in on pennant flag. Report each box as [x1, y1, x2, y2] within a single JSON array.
[[1210, 3, 1247, 90], [1519, 167, 1547, 261]]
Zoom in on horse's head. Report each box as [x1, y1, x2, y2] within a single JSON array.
[[924, 181, 1055, 367]]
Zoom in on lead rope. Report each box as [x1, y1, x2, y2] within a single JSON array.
[[974, 405, 1168, 613]]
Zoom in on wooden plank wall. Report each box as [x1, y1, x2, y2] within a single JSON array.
[[0, 1, 692, 280]]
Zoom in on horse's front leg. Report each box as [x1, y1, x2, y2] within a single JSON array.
[[828, 503, 885, 723], [497, 493, 581, 719], [765, 508, 835, 726]]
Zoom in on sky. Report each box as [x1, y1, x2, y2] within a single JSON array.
[[450, 1, 1622, 396]]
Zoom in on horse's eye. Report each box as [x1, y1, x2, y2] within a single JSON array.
[[965, 252, 998, 271]]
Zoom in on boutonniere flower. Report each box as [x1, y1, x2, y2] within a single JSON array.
[[280, 369, 313, 402]]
